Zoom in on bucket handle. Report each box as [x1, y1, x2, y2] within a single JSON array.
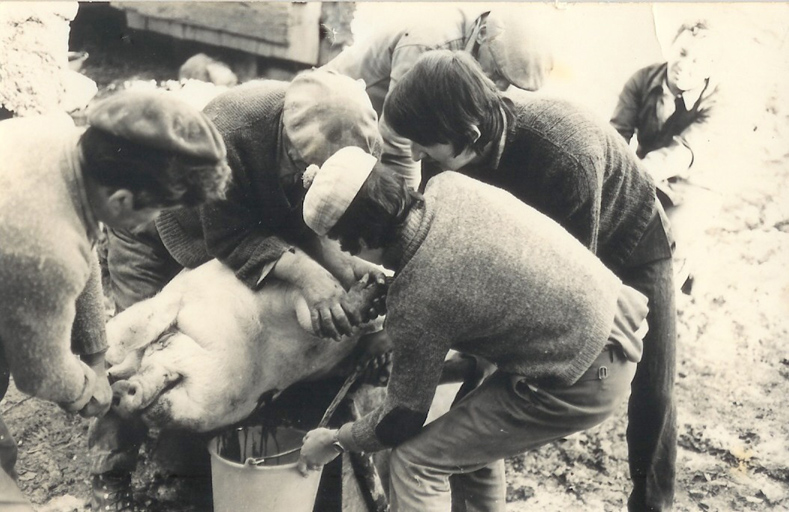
[[246, 363, 366, 466]]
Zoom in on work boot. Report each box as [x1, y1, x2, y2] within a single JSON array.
[[90, 473, 142, 511]]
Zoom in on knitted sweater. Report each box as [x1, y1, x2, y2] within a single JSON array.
[[458, 96, 657, 272], [155, 80, 314, 288], [338, 172, 625, 453], [0, 115, 107, 405]]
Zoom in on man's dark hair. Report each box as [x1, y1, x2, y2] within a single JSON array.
[[327, 163, 423, 255], [79, 127, 230, 209], [384, 50, 505, 156]]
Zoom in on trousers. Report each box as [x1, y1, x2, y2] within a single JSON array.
[[619, 201, 677, 512], [0, 345, 34, 510], [388, 346, 637, 512]]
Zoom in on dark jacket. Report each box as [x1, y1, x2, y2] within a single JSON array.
[[610, 62, 719, 162]]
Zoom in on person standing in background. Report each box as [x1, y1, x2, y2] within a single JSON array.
[[324, 5, 553, 189]]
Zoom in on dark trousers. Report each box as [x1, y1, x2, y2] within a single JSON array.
[[0, 345, 34, 510], [91, 223, 182, 476], [619, 203, 677, 512], [390, 348, 637, 511], [105, 224, 182, 312]]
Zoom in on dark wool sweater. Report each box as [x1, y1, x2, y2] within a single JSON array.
[[338, 173, 626, 453], [461, 96, 657, 272], [155, 80, 314, 288]]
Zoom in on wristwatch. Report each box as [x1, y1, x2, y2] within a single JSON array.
[[332, 430, 346, 454]]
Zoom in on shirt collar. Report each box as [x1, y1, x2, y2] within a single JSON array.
[[463, 11, 489, 53], [64, 130, 102, 245], [661, 79, 704, 111], [489, 107, 508, 169]]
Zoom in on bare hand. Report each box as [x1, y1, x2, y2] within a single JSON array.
[[297, 428, 341, 476], [355, 330, 394, 386], [80, 358, 112, 418], [349, 257, 386, 288], [299, 269, 354, 341], [79, 373, 112, 418]]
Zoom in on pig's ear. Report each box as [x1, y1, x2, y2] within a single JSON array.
[[106, 290, 182, 364]]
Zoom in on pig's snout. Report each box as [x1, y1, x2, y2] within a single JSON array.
[[111, 369, 182, 418], [112, 380, 145, 418]]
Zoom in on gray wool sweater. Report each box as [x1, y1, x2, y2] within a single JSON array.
[[338, 172, 630, 453], [0, 115, 108, 406]]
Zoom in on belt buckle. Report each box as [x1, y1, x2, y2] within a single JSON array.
[[597, 366, 609, 380]]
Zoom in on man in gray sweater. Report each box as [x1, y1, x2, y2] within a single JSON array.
[[0, 91, 229, 509], [296, 147, 649, 511]]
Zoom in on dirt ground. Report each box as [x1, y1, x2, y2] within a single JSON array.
[[2, 3, 788, 511]]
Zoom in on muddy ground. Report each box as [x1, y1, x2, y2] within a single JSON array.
[[2, 3, 788, 511]]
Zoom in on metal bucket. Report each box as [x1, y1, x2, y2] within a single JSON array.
[[208, 426, 322, 512]]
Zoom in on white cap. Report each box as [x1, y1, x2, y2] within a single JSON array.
[[302, 146, 378, 236]]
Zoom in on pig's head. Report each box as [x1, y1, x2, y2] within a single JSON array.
[[105, 261, 371, 432]]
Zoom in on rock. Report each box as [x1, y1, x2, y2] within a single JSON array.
[[0, 2, 80, 116], [38, 495, 84, 512], [178, 53, 238, 87], [759, 480, 788, 504]]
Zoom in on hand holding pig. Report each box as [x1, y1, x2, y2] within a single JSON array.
[[297, 265, 355, 341], [58, 357, 112, 418], [79, 352, 112, 418]]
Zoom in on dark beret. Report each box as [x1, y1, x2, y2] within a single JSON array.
[[87, 90, 226, 162]]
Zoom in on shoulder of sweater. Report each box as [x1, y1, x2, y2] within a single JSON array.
[[203, 81, 287, 129], [393, 7, 471, 48], [508, 97, 618, 152], [0, 115, 77, 155]]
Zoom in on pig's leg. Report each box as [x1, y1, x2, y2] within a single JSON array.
[[105, 277, 186, 365], [107, 348, 144, 382]]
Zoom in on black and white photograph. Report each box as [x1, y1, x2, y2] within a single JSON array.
[[0, 2, 787, 511]]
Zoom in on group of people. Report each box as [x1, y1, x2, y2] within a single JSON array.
[[0, 6, 719, 512]]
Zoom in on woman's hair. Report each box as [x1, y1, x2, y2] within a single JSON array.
[[384, 50, 505, 156], [79, 127, 230, 209], [327, 163, 423, 254]]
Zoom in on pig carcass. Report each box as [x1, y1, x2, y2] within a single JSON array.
[[105, 259, 379, 432]]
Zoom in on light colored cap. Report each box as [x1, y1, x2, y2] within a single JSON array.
[[302, 146, 377, 236], [485, 9, 554, 91], [87, 89, 226, 161], [283, 69, 382, 165]]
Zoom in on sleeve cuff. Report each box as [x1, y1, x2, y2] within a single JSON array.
[[255, 247, 296, 288], [337, 423, 361, 453]]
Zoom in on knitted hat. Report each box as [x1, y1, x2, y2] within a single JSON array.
[[283, 69, 382, 166], [485, 9, 554, 91], [87, 90, 226, 162], [302, 146, 377, 236]]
